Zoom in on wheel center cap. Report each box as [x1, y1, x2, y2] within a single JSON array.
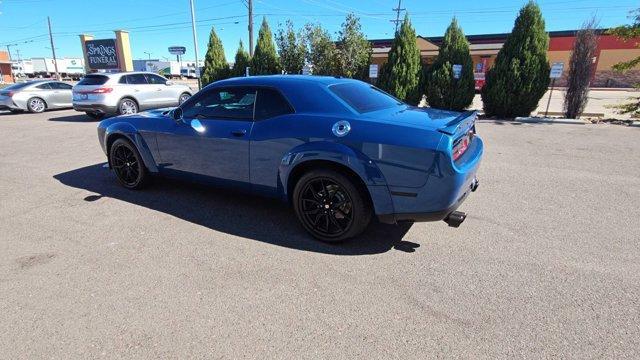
[[324, 204, 330, 209]]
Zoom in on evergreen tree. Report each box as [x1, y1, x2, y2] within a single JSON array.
[[481, 1, 550, 117], [276, 20, 306, 74], [377, 14, 421, 103], [251, 17, 280, 75], [201, 27, 229, 86], [336, 13, 371, 80], [302, 23, 339, 76], [425, 18, 475, 111], [231, 40, 251, 77], [564, 18, 599, 118]]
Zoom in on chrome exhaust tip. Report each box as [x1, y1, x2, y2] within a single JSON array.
[[471, 177, 479, 192]]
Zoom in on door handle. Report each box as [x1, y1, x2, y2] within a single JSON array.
[[231, 129, 247, 137]]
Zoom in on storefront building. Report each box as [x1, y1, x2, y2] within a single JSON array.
[[0, 51, 13, 84], [371, 29, 640, 88]]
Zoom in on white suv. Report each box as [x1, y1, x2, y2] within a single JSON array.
[[72, 72, 192, 119]]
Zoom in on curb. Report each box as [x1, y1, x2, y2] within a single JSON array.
[[514, 117, 588, 125]]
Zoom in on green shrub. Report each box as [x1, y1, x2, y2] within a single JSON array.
[[201, 28, 229, 86], [425, 18, 475, 111], [231, 40, 251, 77], [251, 17, 280, 75], [377, 14, 421, 103], [481, 1, 550, 118]]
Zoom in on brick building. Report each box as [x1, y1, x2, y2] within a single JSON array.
[[0, 51, 13, 84], [370, 29, 640, 88]]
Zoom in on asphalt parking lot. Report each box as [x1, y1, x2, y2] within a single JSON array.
[[1, 109, 639, 358]]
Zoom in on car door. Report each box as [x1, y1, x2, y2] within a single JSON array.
[[249, 87, 297, 196], [144, 73, 175, 107], [122, 73, 153, 109], [154, 86, 255, 188], [32, 82, 56, 106], [49, 82, 73, 107]]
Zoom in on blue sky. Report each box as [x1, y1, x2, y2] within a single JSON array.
[[1, 0, 637, 62]]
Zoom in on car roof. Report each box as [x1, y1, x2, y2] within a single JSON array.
[[212, 75, 359, 88], [210, 75, 366, 115], [85, 71, 162, 78]]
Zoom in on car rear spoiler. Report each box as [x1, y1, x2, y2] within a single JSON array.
[[438, 110, 478, 136]]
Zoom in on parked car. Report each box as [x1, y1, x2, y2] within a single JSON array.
[[0, 80, 73, 113], [72, 72, 192, 119], [96, 76, 483, 242]]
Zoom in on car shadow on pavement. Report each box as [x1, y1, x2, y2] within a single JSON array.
[[54, 164, 416, 256], [48, 113, 99, 122], [0, 110, 22, 116]]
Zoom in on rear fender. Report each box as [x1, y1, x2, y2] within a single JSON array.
[[105, 122, 158, 173], [278, 141, 394, 215]]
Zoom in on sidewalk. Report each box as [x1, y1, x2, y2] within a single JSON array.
[[471, 89, 640, 120]]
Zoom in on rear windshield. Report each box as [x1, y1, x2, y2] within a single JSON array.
[[3, 82, 31, 91], [329, 82, 403, 113], [77, 75, 109, 86]]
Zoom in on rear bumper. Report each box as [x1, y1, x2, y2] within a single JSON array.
[[0, 97, 21, 110], [377, 136, 483, 225], [378, 177, 478, 223], [73, 103, 117, 115]]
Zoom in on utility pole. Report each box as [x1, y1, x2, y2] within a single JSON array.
[[248, 0, 254, 57], [47, 16, 60, 80], [391, 0, 405, 35], [189, 0, 201, 90]]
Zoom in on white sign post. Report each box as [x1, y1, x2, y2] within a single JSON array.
[[369, 64, 378, 79], [452, 64, 462, 79], [545, 62, 564, 117]]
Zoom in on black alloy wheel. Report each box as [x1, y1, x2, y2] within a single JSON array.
[[293, 169, 371, 242], [109, 138, 148, 189]]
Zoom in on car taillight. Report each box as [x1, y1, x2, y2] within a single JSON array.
[[90, 87, 113, 94], [0, 91, 14, 97], [452, 131, 473, 161]]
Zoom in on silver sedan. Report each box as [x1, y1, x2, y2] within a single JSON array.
[[0, 80, 73, 113]]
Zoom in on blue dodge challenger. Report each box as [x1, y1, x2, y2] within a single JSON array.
[[97, 75, 483, 242]]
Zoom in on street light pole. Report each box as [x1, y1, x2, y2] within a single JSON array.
[[189, 0, 201, 90], [47, 16, 60, 80]]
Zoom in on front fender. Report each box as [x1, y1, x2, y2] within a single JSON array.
[[278, 141, 395, 216], [103, 122, 159, 173]]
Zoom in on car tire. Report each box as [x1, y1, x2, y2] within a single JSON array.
[[109, 138, 149, 190], [178, 92, 191, 105], [27, 97, 46, 113], [117, 98, 138, 115], [293, 168, 372, 242], [85, 111, 104, 120]]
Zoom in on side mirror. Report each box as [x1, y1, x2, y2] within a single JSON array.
[[165, 80, 174, 86], [172, 107, 183, 122]]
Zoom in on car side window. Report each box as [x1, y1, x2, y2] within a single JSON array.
[[118, 76, 128, 84], [50, 82, 72, 90], [145, 74, 167, 85], [36, 83, 52, 90], [126, 74, 148, 85], [182, 87, 256, 120], [254, 88, 294, 120]]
